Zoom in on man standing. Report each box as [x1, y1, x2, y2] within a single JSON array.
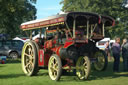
[[122, 38, 128, 71], [112, 38, 121, 72]]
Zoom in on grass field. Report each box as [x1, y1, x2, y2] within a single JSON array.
[[0, 59, 128, 85]]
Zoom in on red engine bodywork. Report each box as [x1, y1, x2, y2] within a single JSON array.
[[38, 37, 89, 67], [38, 49, 51, 67], [38, 39, 63, 67]]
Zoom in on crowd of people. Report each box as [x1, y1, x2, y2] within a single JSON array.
[[105, 37, 128, 72]]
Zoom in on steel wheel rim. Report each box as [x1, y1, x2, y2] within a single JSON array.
[[22, 43, 35, 74], [49, 56, 59, 80], [76, 57, 88, 80]]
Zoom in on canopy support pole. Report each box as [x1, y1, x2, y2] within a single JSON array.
[[39, 28, 42, 38], [25, 31, 29, 38], [87, 20, 89, 39], [44, 27, 48, 39], [73, 19, 76, 38], [65, 22, 73, 38], [30, 30, 32, 40], [102, 24, 105, 37]]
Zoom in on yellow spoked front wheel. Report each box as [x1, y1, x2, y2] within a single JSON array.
[[76, 56, 91, 80], [48, 54, 62, 81]]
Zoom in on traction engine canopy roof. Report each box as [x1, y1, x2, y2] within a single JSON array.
[[20, 12, 115, 31]]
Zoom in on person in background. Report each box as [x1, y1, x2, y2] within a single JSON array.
[[112, 37, 121, 72], [121, 38, 128, 71]]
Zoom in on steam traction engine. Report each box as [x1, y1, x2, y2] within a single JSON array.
[[21, 12, 115, 81]]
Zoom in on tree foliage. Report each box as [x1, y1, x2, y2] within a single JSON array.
[[0, 0, 37, 38], [60, 0, 128, 39]]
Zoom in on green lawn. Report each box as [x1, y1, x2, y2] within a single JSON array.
[[0, 60, 128, 85]]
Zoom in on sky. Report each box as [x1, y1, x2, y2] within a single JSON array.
[[35, 0, 63, 19]]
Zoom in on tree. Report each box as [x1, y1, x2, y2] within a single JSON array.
[[60, 0, 128, 39], [0, 0, 37, 38]]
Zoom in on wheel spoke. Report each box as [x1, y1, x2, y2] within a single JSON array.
[[25, 64, 31, 72], [30, 49, 33, 56], [83, 62, 87, 66], [51, 58, 58, 72], [29, 61, 34, 68], [25, 63, 30, 68], [24, 53, 30, 57], [25, 61, 33, 68], [26, 63, 33, 72], [28, 45, 32, 54], [50, 62, 53, 67], [28, 45, 31, 50], [27, 68, 31, 73], [53, 62, 57, 68], [51, 58, 55, 63], [84, 69, 87, 75], [50, 67, 54, 72], [54, 67, 58, 71], [25, 57, 34, 73], [53, 71, 56, 77], [24, 53, 33, 59]]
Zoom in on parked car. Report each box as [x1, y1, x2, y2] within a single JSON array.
[[0, 40, 24, 59], [96, 38, 115, 50]]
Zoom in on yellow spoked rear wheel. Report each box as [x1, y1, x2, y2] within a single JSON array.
[[22, 41, 38, 76], [94, 50, 108, 71]]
